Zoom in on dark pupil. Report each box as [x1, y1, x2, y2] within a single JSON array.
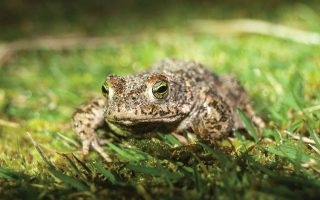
[[157, 85, 167, 93], [102, 85, 108, 94]]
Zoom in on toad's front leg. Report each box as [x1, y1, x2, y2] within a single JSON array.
[[191, 90, 234, 143], [72, 96, 112, 161]]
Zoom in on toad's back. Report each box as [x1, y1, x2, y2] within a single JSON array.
[[149, 59, 264, 130]]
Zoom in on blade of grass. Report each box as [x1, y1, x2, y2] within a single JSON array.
[[0, 168, 26, 180], [264, 145, 313, 163], [162, 134, 182, 146], [122, 146, 148, 160], [27, 132, 90, 191], [107, 142, 139, 161], [193, 163, 201, 193], [290, 72, 305, 111], [199, 143, 231, 164], [48, 168, 89, 191], [92, 161, 116, 184], [72, 153, 92, 174], [26, 132, 55, 169], [310, 129, 320, 150], [308, 144, 320, 156], [0, 171, 14, 180], [287, 120, 303, 133], [53, 131, 81, 148], [263, 129, 281, 143], [238, 109, 258, 142], [60, 153, 87, 181]]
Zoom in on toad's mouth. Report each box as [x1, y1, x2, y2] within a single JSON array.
[[106, 114, 185, 135], [105, 113, 184, 126]]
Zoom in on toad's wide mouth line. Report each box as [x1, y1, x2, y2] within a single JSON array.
[[106, 114, 183, 125]]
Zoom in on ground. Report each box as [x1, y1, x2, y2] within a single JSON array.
[[0, 0, 320, 199]]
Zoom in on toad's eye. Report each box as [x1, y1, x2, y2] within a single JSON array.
[[101, 83, 109, 97], [152, 80, 169, 99]]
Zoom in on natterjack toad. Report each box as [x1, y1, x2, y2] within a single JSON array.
[[72, 59, 264, 161]]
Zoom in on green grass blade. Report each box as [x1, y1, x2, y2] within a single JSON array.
[[0, 168, 22, 180], [92, 162, 116, 184], [0, 171, 14, 180], [26, 132, 56, 169], [48, 168, 89, 191], [289, 72, 305, 111], [123, 147, 148, 160], [310, 129, 320, 150], [238, 109, 258, 142], [262, 129, 281, 144], [193, 163, 201, 193], [199, 143, 231, 164], [287, 120, 303, 133], [72, 153, 92, 174], [107, 142, 139, 161], [264, 145, 314, 163], [162, 134, 182, 146], [61, 153, 86, 181]]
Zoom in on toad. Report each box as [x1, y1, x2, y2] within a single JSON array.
[[72, 59, 264, 161]]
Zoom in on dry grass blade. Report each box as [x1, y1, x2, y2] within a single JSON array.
[[285, 131, 316, 145], [54, 132, 81, 148], [136, 184, 151, 200], [300, 104, 320, 115], [26, 132, 55, 169], [301, 159, 320, 174], [0, 119, 20, 128], [0, 35, 120, 66], [308, 144, 320, 156], [191, 19, 320, 45]]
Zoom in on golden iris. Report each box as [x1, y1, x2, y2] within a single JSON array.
[[152, 80, 169, 99]]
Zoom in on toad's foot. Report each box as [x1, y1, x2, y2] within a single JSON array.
[[81, 134, 112, 162], [72, 97, 111, 161]]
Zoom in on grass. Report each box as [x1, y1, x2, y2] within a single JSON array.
[[0, 0, 320, 199]]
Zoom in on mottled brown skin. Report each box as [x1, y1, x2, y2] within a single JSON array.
[[72, 59, 264, 161]]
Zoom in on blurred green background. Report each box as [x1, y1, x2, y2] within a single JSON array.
[[1, 0, 320, 40], [0, 0, 319, 199]]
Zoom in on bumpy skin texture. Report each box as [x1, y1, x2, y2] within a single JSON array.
[[72, 59, 264, 161]]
